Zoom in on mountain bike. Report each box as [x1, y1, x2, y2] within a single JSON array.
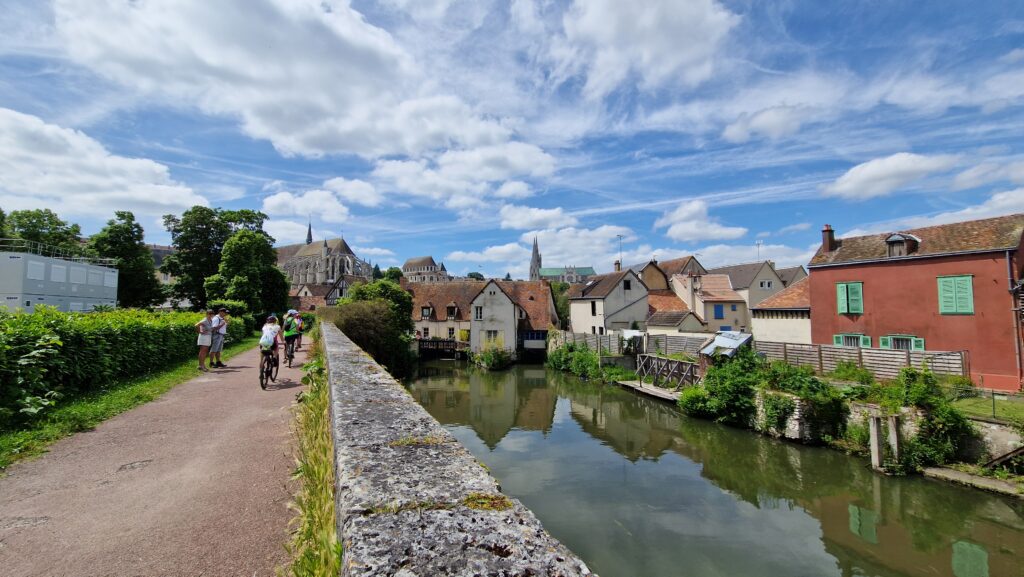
[[286, 338, 296, 368], [259, 348, 279, 390]]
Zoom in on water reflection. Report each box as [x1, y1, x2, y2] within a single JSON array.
[[408, 362, 1024, 577]]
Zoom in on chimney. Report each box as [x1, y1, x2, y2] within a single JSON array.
[[614, 260, 621, 272], [822, 224, 836, 252]]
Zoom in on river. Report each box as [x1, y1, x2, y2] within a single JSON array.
[[406, 361, 1023, 577]]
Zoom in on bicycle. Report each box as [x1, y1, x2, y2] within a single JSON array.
[[259, 347, 279, 390], [286, 338, 296, 368]]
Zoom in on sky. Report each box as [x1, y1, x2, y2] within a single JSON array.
[[1, 1, 1024, 279]]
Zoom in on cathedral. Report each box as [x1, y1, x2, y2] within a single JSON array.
[[529, 237, 596, 284], [277, 224, 372, 307]]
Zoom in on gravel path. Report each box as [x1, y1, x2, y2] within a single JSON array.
[[0, 345, 305, 577]]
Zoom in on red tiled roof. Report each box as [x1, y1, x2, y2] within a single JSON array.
[[408, 281, 486, 321], [496, 280, 557, 330], [683, 274, 743, 302], [647, 289, 689, 313], [752, 276, 810, 310], [810, 213, 1024, 267]]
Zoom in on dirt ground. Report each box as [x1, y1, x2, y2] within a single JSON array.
[[0, 346, 307, 577]]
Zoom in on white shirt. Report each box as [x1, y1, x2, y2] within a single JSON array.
[[212, 315, 228, 335]]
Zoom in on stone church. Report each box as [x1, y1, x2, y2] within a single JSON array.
[[277, 223, 372, 308]]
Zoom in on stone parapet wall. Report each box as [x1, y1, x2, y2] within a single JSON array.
[[321, 322, 595, 577]]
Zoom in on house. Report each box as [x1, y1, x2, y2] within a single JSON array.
[[289, 283, 338, 311], [568, 263, 649, 334], [408, 280, 558, 355], [471, 280, 558, 353], [529, 237, 596, 283], [645, 289, 707, 335], [707, 261, 788, 307], [672, 273, 749, 333], [410, 281, 484, 340], [776, 265, 808, 287], [751, 276, 811, 344], [808, 214, 1024, 391], [402, 256, 453, 283]]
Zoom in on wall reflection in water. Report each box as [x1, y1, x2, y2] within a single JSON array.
[[408, 362, 1023, 577]]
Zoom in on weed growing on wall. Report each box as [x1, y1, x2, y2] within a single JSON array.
[[761, 392, 796, 434]]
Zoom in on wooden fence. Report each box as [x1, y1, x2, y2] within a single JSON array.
[[549, 330, 625, 354], [754, 341, 967, 380], [643, 334, 709, 357], [635, 354, 700, 389]]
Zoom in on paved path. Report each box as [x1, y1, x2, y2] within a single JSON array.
[[0, 346, 307, 577]]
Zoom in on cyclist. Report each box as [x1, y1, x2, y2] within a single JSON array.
[[259, 314, 282, 371], [283, 310, 300, 364], [295, 313, 304, 350]]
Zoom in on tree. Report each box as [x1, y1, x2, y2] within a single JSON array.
[[503, 272, 512, 281], [344, 279, 413, 331], [551, 281, 571, 329], [0, 208, 8, 237], [384, 266, 403, 282], [467, 271, 484, 280], [161, 206, 272, 309], [372, 264, 384, 280], [8, 209, 83, 252], [334, 279, 415, 376], [88, 211, 164, 308], [204, 229, 288, 316]]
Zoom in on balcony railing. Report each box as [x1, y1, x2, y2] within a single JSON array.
[[0, 238, 117, 267]]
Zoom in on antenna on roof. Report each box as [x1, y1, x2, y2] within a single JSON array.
[[755, 240, 763, 260]]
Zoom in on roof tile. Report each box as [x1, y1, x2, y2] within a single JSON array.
[[751, 277, 810, 310]]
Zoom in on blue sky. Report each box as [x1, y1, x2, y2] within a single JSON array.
[[1, 1, 1023, 278]]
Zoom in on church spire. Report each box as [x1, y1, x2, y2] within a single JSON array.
[[529, 236, 542, 281], [305, 220, 313, 245]]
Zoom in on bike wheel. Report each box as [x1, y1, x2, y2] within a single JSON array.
[[259, 355, 268, 390], [287, 342, 294, 368], [272, 357, 279, 381]]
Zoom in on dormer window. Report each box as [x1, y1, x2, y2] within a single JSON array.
[[886, 233, 919, 257], [447, 305, 457, 319], [421, 306, 432, 319]]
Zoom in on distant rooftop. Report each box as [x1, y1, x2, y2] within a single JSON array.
[[538, 266, 596, 277], [0, 238, 117, 267]]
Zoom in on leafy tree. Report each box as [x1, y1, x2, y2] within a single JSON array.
[[161, 206, 271, 309], [204, 229, 288, 316], [344, 279, 413, 332], [88, 211, 164, 308], [8, 209, 83, 252], [331, 300, 415, 378], [503, 272, 512, 280], [0, 208, 8, 237], [383, 266, 403, 282], [467, 271, 484, 280], [372, 264, 384, 280], [551, 281, 571, 329]]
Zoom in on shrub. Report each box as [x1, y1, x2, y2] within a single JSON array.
[[0, 306, 251, 429], [691, 346, 763, 426], [472, 347, 514, 371], [679, 387, 714, 418], [829, 360, 875, 385], [328, 300, 415, 379], [761, 392, 796, 434]]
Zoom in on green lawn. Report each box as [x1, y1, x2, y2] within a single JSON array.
[[952, 395, 1024, 422], [0, 336, 258, 470]]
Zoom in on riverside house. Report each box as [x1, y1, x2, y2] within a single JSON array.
[[751, 276, 811, 344], [809, 214, 1024, 391], [568, 263, 649, 334]]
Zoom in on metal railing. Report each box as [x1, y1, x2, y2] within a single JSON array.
[[943, 385, 1024, 424], [0, 238, 117, 267]]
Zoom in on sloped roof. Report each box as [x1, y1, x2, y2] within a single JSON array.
[[752, 276, 810, 310], [673, 273, 743, 302], [647, 289, 689, 313], [275, 243, 306, 266], [409, 281, 486, 322], [776, 265, 806, 286], [297, 284, 335, 297], [657, 255, 705, 276], [706, 262, 772, 289], [646, 311, 690, 327], [288, 238, 356, 259], [495, 280, 557, 330], [809, 213, 1024, 267], [538, 266, 596, 276], [403, 256, 438, 269], [567, 271, 639, 299]]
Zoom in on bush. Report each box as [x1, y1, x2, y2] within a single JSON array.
[[472, 347, 514, 371], [683, 346, 762, 426], [546, 342, 601, 379], [829, 360, 875, 385], [761, 392, 796, 434], [679, 387, 714, 418], [327, 301, 415, 379], [0, 306, 251, 429]]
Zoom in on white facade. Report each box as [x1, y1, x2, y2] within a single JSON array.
[[0, 252, 118, 313], [751, 311, 812, 344], [469, 282, 517, 352], [569, 271, 648, 334]]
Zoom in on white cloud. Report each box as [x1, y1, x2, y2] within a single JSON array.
[[262, 189, 349, 223], [323, 177, 382, 207], [494, 181, 534, 199], [499, 204, 577, 229], [447, 242, 531, 263], [53, 0, 508, 159], [822, 153, 959, 200], [352, 246, 395, 257], [722, 106, 812, 143], [520, 225, 636, 273], [843, 188, 1024, 237], [437, 142, 555, 181], [692, 243, 818, 269], [266, 219, 335, 245], [654, 200, 747, 243], [0, 107, 206, 218], [777, 222, 812, 235], [1001, 48, 1024, 64], [952, 160, 1024, 190], [558, 0, 738, 99]]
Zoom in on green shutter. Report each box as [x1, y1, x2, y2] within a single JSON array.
[[954, 276, 974, 314], [912, 337, 925, 351], [847, 283, 864, 314], [833, 334, 843, 346], [879, 336, 891, 349], [837, 283, 848, 314], [938, 277, 957, 314], [859, 335, 871, 348]]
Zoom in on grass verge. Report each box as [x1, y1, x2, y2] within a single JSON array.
[[284, 338, 341, 576], [0, 335, 259, 471], [952, 396, 1024, 422]]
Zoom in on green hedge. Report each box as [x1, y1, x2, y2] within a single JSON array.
[[0, 306, 251, 429]]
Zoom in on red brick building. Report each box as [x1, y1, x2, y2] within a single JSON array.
[[808, 214, 1024, 391]]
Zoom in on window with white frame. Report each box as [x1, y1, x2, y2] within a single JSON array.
[[474, 306, 483, 320], [448, 327, 455, 339], [759, 280, 773, 289]]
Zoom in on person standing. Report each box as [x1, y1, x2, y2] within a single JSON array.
[[196, 309, 215, 372], [209, 308, 230, 368]]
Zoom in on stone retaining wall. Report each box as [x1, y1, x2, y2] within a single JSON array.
[[321, 323, 595, 577]]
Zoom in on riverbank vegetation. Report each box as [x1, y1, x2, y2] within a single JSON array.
[[321, 279, 416, 378], [0, 334, 258, 470], [546, 341, 638, 383], [471, 337, 514, 371], [0, 306, 253, 431], [285, 333, 342, 577]]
